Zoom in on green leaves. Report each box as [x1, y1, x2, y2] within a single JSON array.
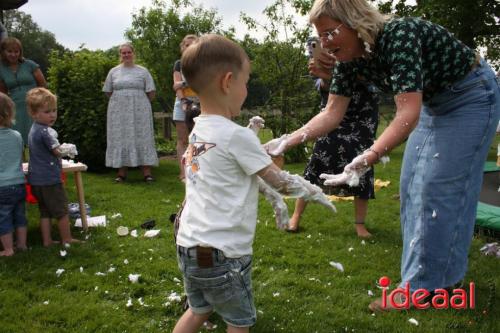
[[125, 0, 226, 110], [48, 50, 116, 171], [240, 0, 318, 163], [3, 10, 66, 75], [377, 0, 500, 70]]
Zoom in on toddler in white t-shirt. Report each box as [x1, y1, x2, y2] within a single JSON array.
[[173, 34, 335, 333]]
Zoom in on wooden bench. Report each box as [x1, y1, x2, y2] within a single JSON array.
[[154, 112, 173, 140]]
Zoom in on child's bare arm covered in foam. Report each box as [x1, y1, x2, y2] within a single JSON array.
[[257, 177, 289, 230], [257, 163, 336, 212]]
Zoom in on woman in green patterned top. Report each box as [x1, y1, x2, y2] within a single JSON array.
[[265, 0, 500, 311], [0, 37, 46, 145]]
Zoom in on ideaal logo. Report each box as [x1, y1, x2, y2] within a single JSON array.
[[379, 276, 475, 309]]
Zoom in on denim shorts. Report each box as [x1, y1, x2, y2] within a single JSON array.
[[0, 184, 27, 235], [173, 99, 185, 122], [177, 246, 256, 327]]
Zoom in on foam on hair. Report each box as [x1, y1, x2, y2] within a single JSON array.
[[26, 87, 57, 115], [309, 0, 390, 47], [180, 34, 249, 94], [0, 92, 15, 127]]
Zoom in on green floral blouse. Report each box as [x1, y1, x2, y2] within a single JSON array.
[[330, 17, 476, 102]]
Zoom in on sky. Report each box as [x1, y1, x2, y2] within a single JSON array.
[[20, 0, 302, 50]]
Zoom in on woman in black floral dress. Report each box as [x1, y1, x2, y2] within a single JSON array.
[[266, 0, 500, 312], [289, 62, 378, 238]]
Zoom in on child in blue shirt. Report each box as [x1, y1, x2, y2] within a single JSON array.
[[26, 87, 80, 247], [0, 92, 27, 256]]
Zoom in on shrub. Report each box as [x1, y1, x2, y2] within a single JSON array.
[[48, 49, 117, 171]]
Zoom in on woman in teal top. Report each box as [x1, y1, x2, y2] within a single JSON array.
[[266, 0, 500, 311], [0, 37, 46, 144]]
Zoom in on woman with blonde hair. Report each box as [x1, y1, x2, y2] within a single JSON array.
[[103, 43, 158, 182], [266, 0, 500, 311], [172, 34, 198, 181], [0, 37, 46, 144]]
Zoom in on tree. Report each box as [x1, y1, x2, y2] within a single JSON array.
[[376, 0, 500, 70], [3, 10, 66, 74], [125, 0, 227, 110], [48, 49, 116, 171], [240, 0, 318, 135], [292, 0, 499, 70]]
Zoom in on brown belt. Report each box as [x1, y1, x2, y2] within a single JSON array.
[[178, 245, 222, 268]]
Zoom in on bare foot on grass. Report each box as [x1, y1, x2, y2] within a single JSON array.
[[0, 249, 15, 256], [355, 224, 372, 239], [286, 214, 300, 232], [43, 240, 60, 247], [62, 238, 84, 246]]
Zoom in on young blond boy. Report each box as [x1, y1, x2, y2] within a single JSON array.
[[26, 87, 79, 247], [174, 34, 334, 333]]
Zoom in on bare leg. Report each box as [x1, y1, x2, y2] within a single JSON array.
[[117, 167, 128, 178], [58, 214, 80, 244], [354, 198, 371, 238], [289, 198, 307, 231], [175, 121, 189, 180], [40, 218, 57, 247], [15, 226, 27, 250], [172, 308, 211, 333], [227, 325, 250, 333], [141, 166, 152, 177], [0, 232, 15, 256]]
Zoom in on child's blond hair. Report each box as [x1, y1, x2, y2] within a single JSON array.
[[0, 92, 15, 127], [26, 87, 57, 116], [180, 34, 198, 53], [181, 34, 249, 94]]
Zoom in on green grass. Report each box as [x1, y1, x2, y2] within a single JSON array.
[[1, 133, 499, 332]]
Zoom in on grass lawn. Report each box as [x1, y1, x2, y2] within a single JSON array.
[[0, 131, 499, 333]]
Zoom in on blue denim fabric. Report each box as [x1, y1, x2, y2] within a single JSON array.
[[177, 247, 256, 327], [399, 59, 500, 292], [0, 184, 27, 235]]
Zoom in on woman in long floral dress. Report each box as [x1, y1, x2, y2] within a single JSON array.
[[289, 54, 378, 238], [103, 43, 158, 182]]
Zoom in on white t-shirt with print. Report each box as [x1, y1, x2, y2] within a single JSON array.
[[177, 114, 272, 258]]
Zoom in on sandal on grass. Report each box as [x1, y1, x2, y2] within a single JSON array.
[[114, 175, 126, 183], [144, 175, 155, 182]]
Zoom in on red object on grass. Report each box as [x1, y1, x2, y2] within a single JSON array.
[[25, 183, 37, 204]]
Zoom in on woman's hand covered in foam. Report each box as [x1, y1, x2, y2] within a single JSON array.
[[320, 152, 371, 187], [264, 134, 290, 157]]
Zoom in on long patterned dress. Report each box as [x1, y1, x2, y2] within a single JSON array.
[[103, 64, 158, 168], [304, 82, 379, 199], [0, 59, 40, 144]]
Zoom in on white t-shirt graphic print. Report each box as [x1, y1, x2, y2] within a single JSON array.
[[177, 115, 272, 258]]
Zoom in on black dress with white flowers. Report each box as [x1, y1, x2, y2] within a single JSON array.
[[304, 81, 378, 199]]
